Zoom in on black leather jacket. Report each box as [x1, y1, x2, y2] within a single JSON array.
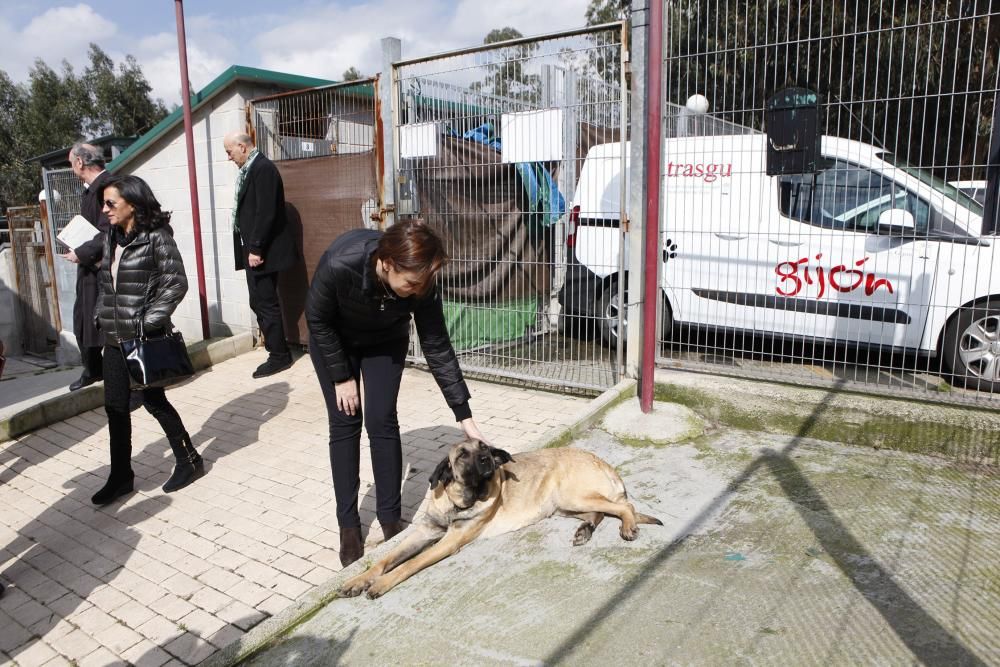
[[96, 225, 188, 347], [305, 229, 471, 419]]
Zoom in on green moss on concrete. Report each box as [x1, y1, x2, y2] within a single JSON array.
[[544, 382, 637, 449], [654, 382, 1000, 464]]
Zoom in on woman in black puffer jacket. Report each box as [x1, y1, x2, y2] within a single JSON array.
[[92, 175, 203, 506], [306, 219, 488, 567]]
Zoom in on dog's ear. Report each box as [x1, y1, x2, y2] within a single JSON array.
[[428, 456, 454, 490], [490, 446, 514, 466]]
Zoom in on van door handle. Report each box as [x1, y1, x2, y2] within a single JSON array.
[[714, 233, 748, 241], [768, 238, 804, 247]]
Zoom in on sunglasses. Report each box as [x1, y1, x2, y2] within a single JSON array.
[[104, 199, 119, 209]]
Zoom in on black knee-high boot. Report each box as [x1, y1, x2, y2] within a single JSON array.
[[92, 439, 134, 506], [163, 432, 204, 492]]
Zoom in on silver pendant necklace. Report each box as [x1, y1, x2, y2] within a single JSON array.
[[377, 264, 396, 311]]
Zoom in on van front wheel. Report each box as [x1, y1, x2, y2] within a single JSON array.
[[597, 282, 625, 346], [596, 282, 673, 347], [941, 300, 1000, 393]]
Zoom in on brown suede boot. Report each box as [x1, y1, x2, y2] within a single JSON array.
[[381, 521, 406, 542], [339, 527, 364, 568]]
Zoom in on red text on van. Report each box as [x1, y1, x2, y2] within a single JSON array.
[[665, 162, 733, 183], [775, 255, 894, 299]]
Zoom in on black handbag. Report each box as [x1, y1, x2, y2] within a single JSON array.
[[119, 316, 194, 390]]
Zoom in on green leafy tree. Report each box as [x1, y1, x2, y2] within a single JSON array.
[[341, 66, 363, 81], [0, 71, 29, 209], [585, 0, 628, 25], [666, 0, 999, 179], [471, 28, 541, 104], [84, 45, 167, 137], [0, 44, 167, 205]]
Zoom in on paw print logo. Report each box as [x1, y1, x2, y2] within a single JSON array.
[[662, 239, 678, 262]]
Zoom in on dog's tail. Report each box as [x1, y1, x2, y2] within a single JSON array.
[[636, 512, 663, 526]]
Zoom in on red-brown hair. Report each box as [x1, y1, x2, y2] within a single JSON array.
[[374, 218, 447, 297]]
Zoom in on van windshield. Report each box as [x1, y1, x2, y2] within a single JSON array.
[[878, 152, 985, 216]]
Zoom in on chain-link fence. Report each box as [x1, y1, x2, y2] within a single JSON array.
[[393, 24, 628, 392], [636, 0, 1000, 407], [249, 79, 382, 344]]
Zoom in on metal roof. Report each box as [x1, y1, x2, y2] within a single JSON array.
[[108, 65, 335, 172]]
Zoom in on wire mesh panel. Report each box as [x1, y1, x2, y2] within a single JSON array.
[[43, 167, 85, 346], [654, 1, 1000, 407], [249, 79, 381, 344], [393, 24, 627, 392]]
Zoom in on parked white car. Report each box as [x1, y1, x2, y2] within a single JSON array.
[[560, 134, 998, 391]]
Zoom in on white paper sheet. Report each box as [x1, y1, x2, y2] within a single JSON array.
[[57, 215, 101, 250]]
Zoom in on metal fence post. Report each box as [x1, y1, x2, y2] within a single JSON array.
[[626, 0, 649, 380], [381, 37, 401, 229]]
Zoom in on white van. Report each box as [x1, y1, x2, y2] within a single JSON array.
[[560, 134, 998, 391]]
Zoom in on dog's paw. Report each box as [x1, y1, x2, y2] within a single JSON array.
[[573, 523, 595, 546], [340, 576, 373, 598], [365, 576, 394, 599], [620, 524, 638, 541]]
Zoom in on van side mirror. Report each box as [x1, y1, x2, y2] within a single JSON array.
[[877, 209, 916, 235]]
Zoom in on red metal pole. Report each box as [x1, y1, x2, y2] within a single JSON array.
[[175, 0, 211, 340], [641, 0, 663, 413]]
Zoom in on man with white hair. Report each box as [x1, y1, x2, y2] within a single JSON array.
[[63, 142, 112, 391], [224, 131, 297, 378]]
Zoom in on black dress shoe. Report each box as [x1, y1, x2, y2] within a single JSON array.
[[252, 355, 293, 379], [69, 374, 102, 391]]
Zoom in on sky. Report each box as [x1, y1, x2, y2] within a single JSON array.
[[0, 0, 594, 107]]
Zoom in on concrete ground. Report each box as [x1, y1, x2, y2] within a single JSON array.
[[0, 357, 79, 421], [229, 400, 999, 667], [0, 348, 590, 667]]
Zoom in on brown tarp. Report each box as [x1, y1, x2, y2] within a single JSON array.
[[413, 126, 621, 304], [274, 124, 622, 343], [275, 152, 378, 344], [412, 135, 551, 303]]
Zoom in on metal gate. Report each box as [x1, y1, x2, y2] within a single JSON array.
[[42, 167, 86, 357], [7, 205, 60, 355], [392, 24, 628, 392], [248, 78, 382, 344], [653, 1, 1000, 407]]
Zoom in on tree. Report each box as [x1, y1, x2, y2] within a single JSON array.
[[84, 45, 167, 137], [0, 71, 29, 209], [0, 45, 167, 206], [471, 27, 541, 104], [341, 66, 363, 81], [665, 0, 1000, 181], [585, 0, 628, 25]]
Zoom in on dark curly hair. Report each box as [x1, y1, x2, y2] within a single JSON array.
[[100, 175, 172, 232]]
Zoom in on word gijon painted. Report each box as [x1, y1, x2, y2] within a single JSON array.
[[665, 162, 733, 183], [775, 254, 894, 299]]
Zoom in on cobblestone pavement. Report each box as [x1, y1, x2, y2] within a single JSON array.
[[0, 349, 590, 666]]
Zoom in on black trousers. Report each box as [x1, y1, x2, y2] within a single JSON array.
[[245, 270, 290, 357], [309, 335, 408, 528], [103, 345, 187, 475]]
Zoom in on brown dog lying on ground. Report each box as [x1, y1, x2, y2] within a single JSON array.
[[341, 439, 662, 599]]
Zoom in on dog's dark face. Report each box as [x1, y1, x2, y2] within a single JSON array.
[[429, 439, 513, 502]]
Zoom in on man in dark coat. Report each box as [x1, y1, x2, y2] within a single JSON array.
[[62, 143, 112, 391], [223, 131, 296, 378]]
